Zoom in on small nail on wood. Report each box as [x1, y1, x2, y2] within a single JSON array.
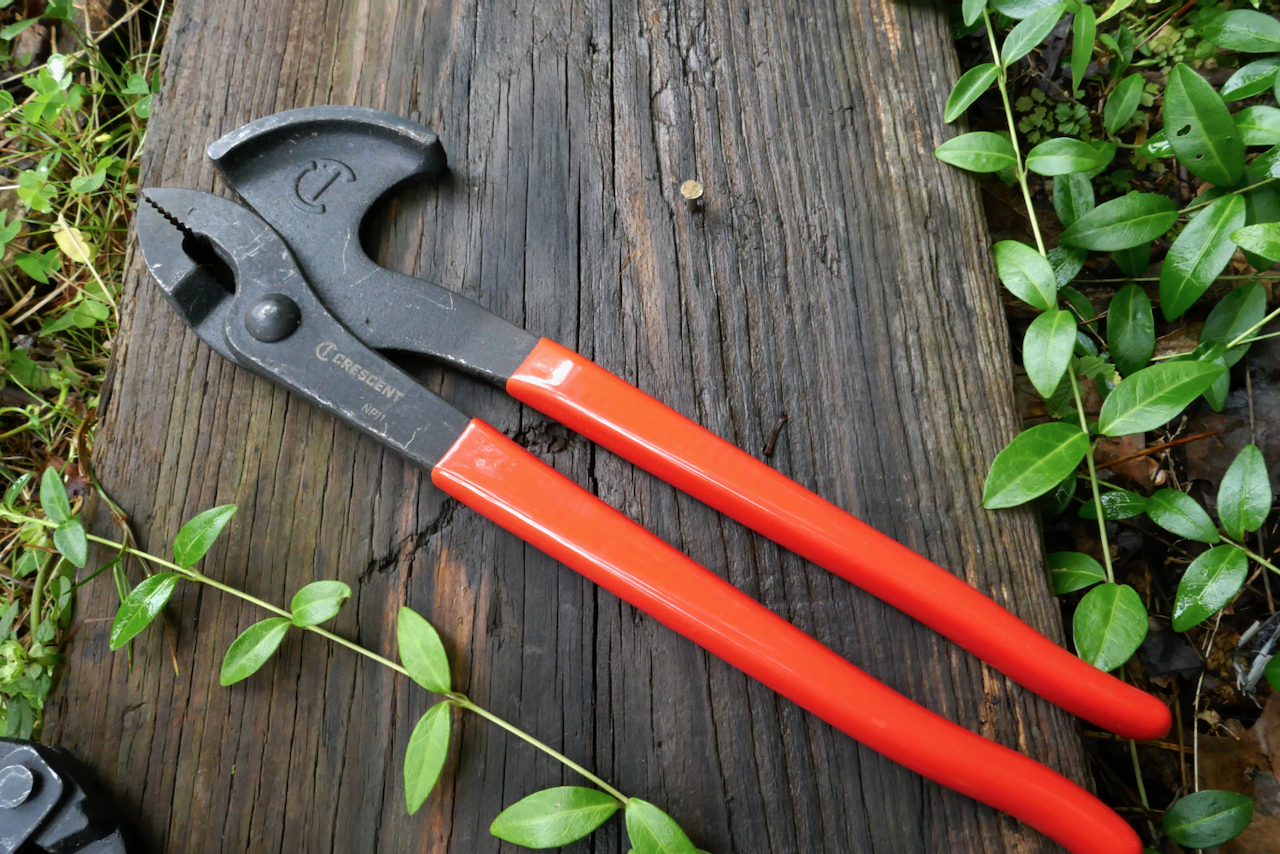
[[680, 180, 704, 212]]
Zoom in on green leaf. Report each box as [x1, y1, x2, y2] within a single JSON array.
[[109, 573, 179, 650], [490, 787, 621, 848], [944, 64, 999, 124], [0, 18, 38, 40], [991, 0, 1060, 18], [983, 422, 1090, 509], [1200, 9, 1280, 53], [173, 504, 238, 568], [69, 168, 107, 195], [1218, 445, 1271, 541], [1240, 181, 1280, 270], [1222, 57, 1280, 103], [1104, 74, 1144, 134], [3, 473, 33, 508], [1107, 284, 1154, 377], [1073, 583, 1147, 671], [53, 518, 87, 568], [1232, 222, 1280, 262], [1159, 195, 1246, 321], [1202, 282, 1266, 367], [1112, 243, 1151, 278], [289, 580, 352, 628], [39, 466, 71, 524], [1097, 362, 1225, 436], [1163, 63, 1244, 188], [1050, 244, 1088, 287], [993, 240, 1057, 310], [1026, 137, 1107, 176], [1078, 488, 1147, 520], [1024, 310, 1077, 398], [935, 132, 1018, 173], [220, 617, 291, 685], [1048, 551, 1107, 594], [1041, 469, 1078, 521], [625, 800, 697, 854], [1235, 106, 1280, 147], [1139, 129, 1172, 160], [1071, 5, 1095, 93], [1147, 489, 1220, 544], [4, 697, 33, 740], [1267, 653, 1280, 690], [1053, 173, 1094, 227], [1002, 4, 1066, 66], [1171, 546, 1248, 632], [1060, 193, 1177, 251], [962, 0, 987, 27], [398, 607, 452, 693], [1095, 0, 1133, 24], [1162, 790, 1255, 848], [405, 701, 452, 814]]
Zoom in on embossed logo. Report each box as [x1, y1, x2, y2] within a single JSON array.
[[292, 159, 355, 214], [315, 341, 406, 403]]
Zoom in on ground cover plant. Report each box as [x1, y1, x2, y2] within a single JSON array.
[[942, 0, 1280, 848]]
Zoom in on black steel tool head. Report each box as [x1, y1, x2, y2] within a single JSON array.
[[208, 107, 536, 383]]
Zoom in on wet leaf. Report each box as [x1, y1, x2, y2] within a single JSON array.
[[1026, 138, 1108, 176], [1162, 790, 1254, 848], [1053, 173, 1094, 227], [173, 504, 238, 568], [1041, 469, 1078, 521], [993, 240, 1056, 310], [1024, 310, 1077, 398], [1240, 180, 1280, 270], [398, 607, 452, 693], [1097, 361, 1224, 436], [1107, 284, 1154, 377], [935, 132, 1018, 173], [1222, 57, 1280, 102], [109, 573, 179, 650], [945, 64, 999, 123], [1078, 488, 1147, 520], [490, 787, 621, 848], [1232, 223, 1280, 261], [290, 580, 352, 628], [1163, 63, 1244, 187], [1048, 551, 1106, 594], [220, 618, 291, 685], [1159, 195, 1246, 321], [1074, 583, 1147, 671], [1172, 546, 1247, 631], [1060, 193, 1178, 251], [1235, 106, 1280, 147], [1218, 445, 1271, 541], [1200, 9, 1280, 53], [1140, 129, 1172, 160], [625, 799, 698, 854], [983, 422, 1090, 509], [1104, 73, 1143, 134], [1002, 4, 1066, 66], [405, 702, 452, 814], [1147, 489, 1220, 544], [53, 518, 87, 568]]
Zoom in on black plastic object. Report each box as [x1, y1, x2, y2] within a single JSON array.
[[208, 106, 538, 384], [0, 738, 134, 853]]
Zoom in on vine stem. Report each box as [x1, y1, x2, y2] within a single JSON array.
[[450, 696, 630, 805], [1068, 372, 1114, 582], [1226, 304, 1280, 350], [1224, 539, 1280, 577], [984, 9, 1047, 256]]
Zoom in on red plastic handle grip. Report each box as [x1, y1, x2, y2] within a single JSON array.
[[507, 339, 1171, 741], [432, 420, 1141, 854]]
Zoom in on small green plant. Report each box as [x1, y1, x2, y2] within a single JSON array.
[[0, 475, 709, 854], [941, 0, 1280, 847]]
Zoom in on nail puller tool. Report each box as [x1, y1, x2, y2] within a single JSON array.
[[131, 107, 1168, 854]]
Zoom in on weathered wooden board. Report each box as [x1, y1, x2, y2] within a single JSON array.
[[45, 0, 1093, 851]]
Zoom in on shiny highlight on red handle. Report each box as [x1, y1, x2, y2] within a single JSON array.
[[506, 339, 1170, 741], [432, 420, 1142, 854]]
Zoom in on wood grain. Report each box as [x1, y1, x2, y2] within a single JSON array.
[[45, 0, 1094, 851]]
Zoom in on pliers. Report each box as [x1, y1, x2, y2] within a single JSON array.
[[134, 106, 1169, 854]]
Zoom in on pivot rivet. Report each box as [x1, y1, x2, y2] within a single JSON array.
[[0, 764, 34, 809], [245, 294, 302, 342]]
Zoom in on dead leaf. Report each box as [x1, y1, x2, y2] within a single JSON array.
[[1154, 322, 1203, 360], [53, 223, 96, 265], [1095, 433, 1162, 488]]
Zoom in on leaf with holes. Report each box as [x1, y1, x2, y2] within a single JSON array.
[[1107, 284, 1154, 377], [1097, 361, 1224, 436], [1163, 63, 1244, 187], [1060, 193, 1177, 251], [405, 701, 452, 814], [1074, 583, 1147, 672], [1159, 195, 1246, 321], [993, 240, 1056, 310], [1200, 9, 1280, 53], [1223, 58, 1280, 102], [490, 787, 622, 848], [1147, 489, 1220, 544], [220, 618, 291, 685], [1078, 489, 1147, 520], [109, 573, 179, 650], [1163, 790, 1254, 848], [1024, 310, 1077, 398], [935, 132, 1018, 173], [983, 422, 1090, 509], [173, 505, 238, 568], [1103, 73, 1144, 134], [1172, 546, 1247, 631], [1048, 552, 1107, 595], [945, 64, 999, 123], [1218, 445, 1271, 541], [1026, 138, 1108, 176], [1002, 4, 1066, 66], [398, 607, 452, 693], [1235, 106, 1280, 147]]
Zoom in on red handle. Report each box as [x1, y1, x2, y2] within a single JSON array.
[[506, 339, 1170, 741], [432, 420, 1141, 854]]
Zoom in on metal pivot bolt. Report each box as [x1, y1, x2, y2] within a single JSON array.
[[245, 294, 302, 342], [0, 764, 33, 809], [680, 180, 704, 212]]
